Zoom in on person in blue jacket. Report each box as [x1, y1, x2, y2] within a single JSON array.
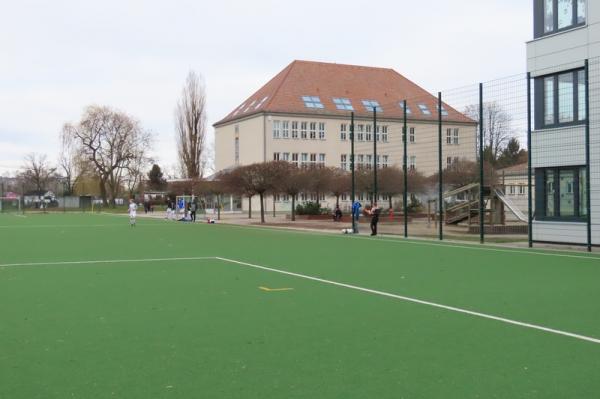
[[352, 200, 362, 233]]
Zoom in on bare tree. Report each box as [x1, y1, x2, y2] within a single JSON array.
[[67, 105, 153, 206], [221, 166, 257, 219], [59, 126, 88, 195], [378, 166, 403, 209], [175, 71, 208, 179], [329, 168, 350, 208], [465, 101, 512, 163], [305, 166, 334, 208], [280, 165, 309, 221], [21, 153, 56, 195]]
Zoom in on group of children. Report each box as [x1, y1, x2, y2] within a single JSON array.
[[128, 198, 215, 227]]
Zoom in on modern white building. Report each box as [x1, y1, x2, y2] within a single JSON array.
[[528, 0, 599, 246], [214, 60, 477, 212]]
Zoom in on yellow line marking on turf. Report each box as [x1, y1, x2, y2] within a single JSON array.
[[259, 286, 294, 292]]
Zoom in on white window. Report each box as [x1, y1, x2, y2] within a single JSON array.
[[341, 193, 348, 201], [409, 127, 415, 143], [380, 125, 388, 142], [366, 125, 372, 142], [292, 153, 299, 167], [409, 156, 416, 171], [319, 122, 325, 140], [310, 153, 317, 165], [357, 125, 364, 141], [282, 152, 290, 162], [273, 120, 281, 139], [446, 128, 452, 144], [340, 124, 347, 141], [341, 154, 347, 170], [518, 185, 526, 196], [300, 192, 307, 201], [318, 153, 326, 166], [282, 121, 289, 139], [309, 122, 317, 139], [357, 154, 364, 168], [453, 128, 459, 144], [509, 185, 516, 195], [234, 137, 239, 165], [300, 122, 307, 139], [366, 155, 372, 170], [291, 121, 298, 139], [301, 153, 308, 166], [441, 106, 449, 116], [274, 152, 280, 161], [382, 155, 389, 168], [447, 156, 453, 167]]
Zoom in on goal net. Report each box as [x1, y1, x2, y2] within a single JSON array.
[[0, 197, 22, 213]]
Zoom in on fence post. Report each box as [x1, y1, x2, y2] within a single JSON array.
[[438, 92, 443, 240], [479, 83, 485, 244], [585, 59, 592, 252], [351, 112, 357, 234], [373, 108, 378, 204], [403, 99, 408, 238], [527, 73, 533, 248]]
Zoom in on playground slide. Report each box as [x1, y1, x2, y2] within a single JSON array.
[[494, 189, 527, 223]]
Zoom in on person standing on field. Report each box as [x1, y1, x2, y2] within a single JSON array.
[[128, 199, 137, 227], [369, 202, 381, 236], [190, 200, 197, 222]]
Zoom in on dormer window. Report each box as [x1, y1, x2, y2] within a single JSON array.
[[535, 0, 586, 38], [362, 100, 382, 112]]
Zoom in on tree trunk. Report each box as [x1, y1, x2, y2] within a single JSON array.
[[336, 195, 340, 207], [273, 194, 276, 218], [99, 178, 108, 206], [217, 194, 221, 221], [315, 191, 320, 208], [259, 192, 265, 223], [389, 196, 393, 210], [291, 195, 296, 221], [248, 196, 252, 219]]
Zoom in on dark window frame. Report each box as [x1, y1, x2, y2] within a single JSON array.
[[534, 67, 586, 130], [534, 0, 586, 39], [535, 165, 586, 222]]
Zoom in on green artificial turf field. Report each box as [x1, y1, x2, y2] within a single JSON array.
[[1, 213, 599, 398]]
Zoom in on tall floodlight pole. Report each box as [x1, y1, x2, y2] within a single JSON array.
[[351, 112, 356, 233], [373, 107, 378, 204], [438, 92, 443, 240], [526, 73, 533, 248], [403, 100, 408, 238]]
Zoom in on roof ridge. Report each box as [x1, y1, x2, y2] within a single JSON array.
[[293, 59, 395, 72], [262, 60, 296, 110]]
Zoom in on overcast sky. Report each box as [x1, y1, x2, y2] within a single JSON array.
[[0, 0, 531, 176]]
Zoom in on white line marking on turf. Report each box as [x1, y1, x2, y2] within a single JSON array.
[[215, 256, 600, 345], [2, 254, 599, 345], [0, 256, 217, 268]]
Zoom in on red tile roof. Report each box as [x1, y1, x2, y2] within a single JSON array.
[[215, 60, 475, 126]]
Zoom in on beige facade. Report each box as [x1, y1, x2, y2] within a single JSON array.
[[216, 113, 476, 175], [215, 112, 477, 212]]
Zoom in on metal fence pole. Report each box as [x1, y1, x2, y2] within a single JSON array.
[[351, 112, 357, 234], [479, 83, 485, 244], [373, 108, 378, 204], [585, 59, 592, 252], [527, 73, 533, 248], [438, 92, 443, 240], [403, 99, 408, 238]]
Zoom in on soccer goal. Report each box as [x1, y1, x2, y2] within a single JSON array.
[[0, 197, 22, 213]]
